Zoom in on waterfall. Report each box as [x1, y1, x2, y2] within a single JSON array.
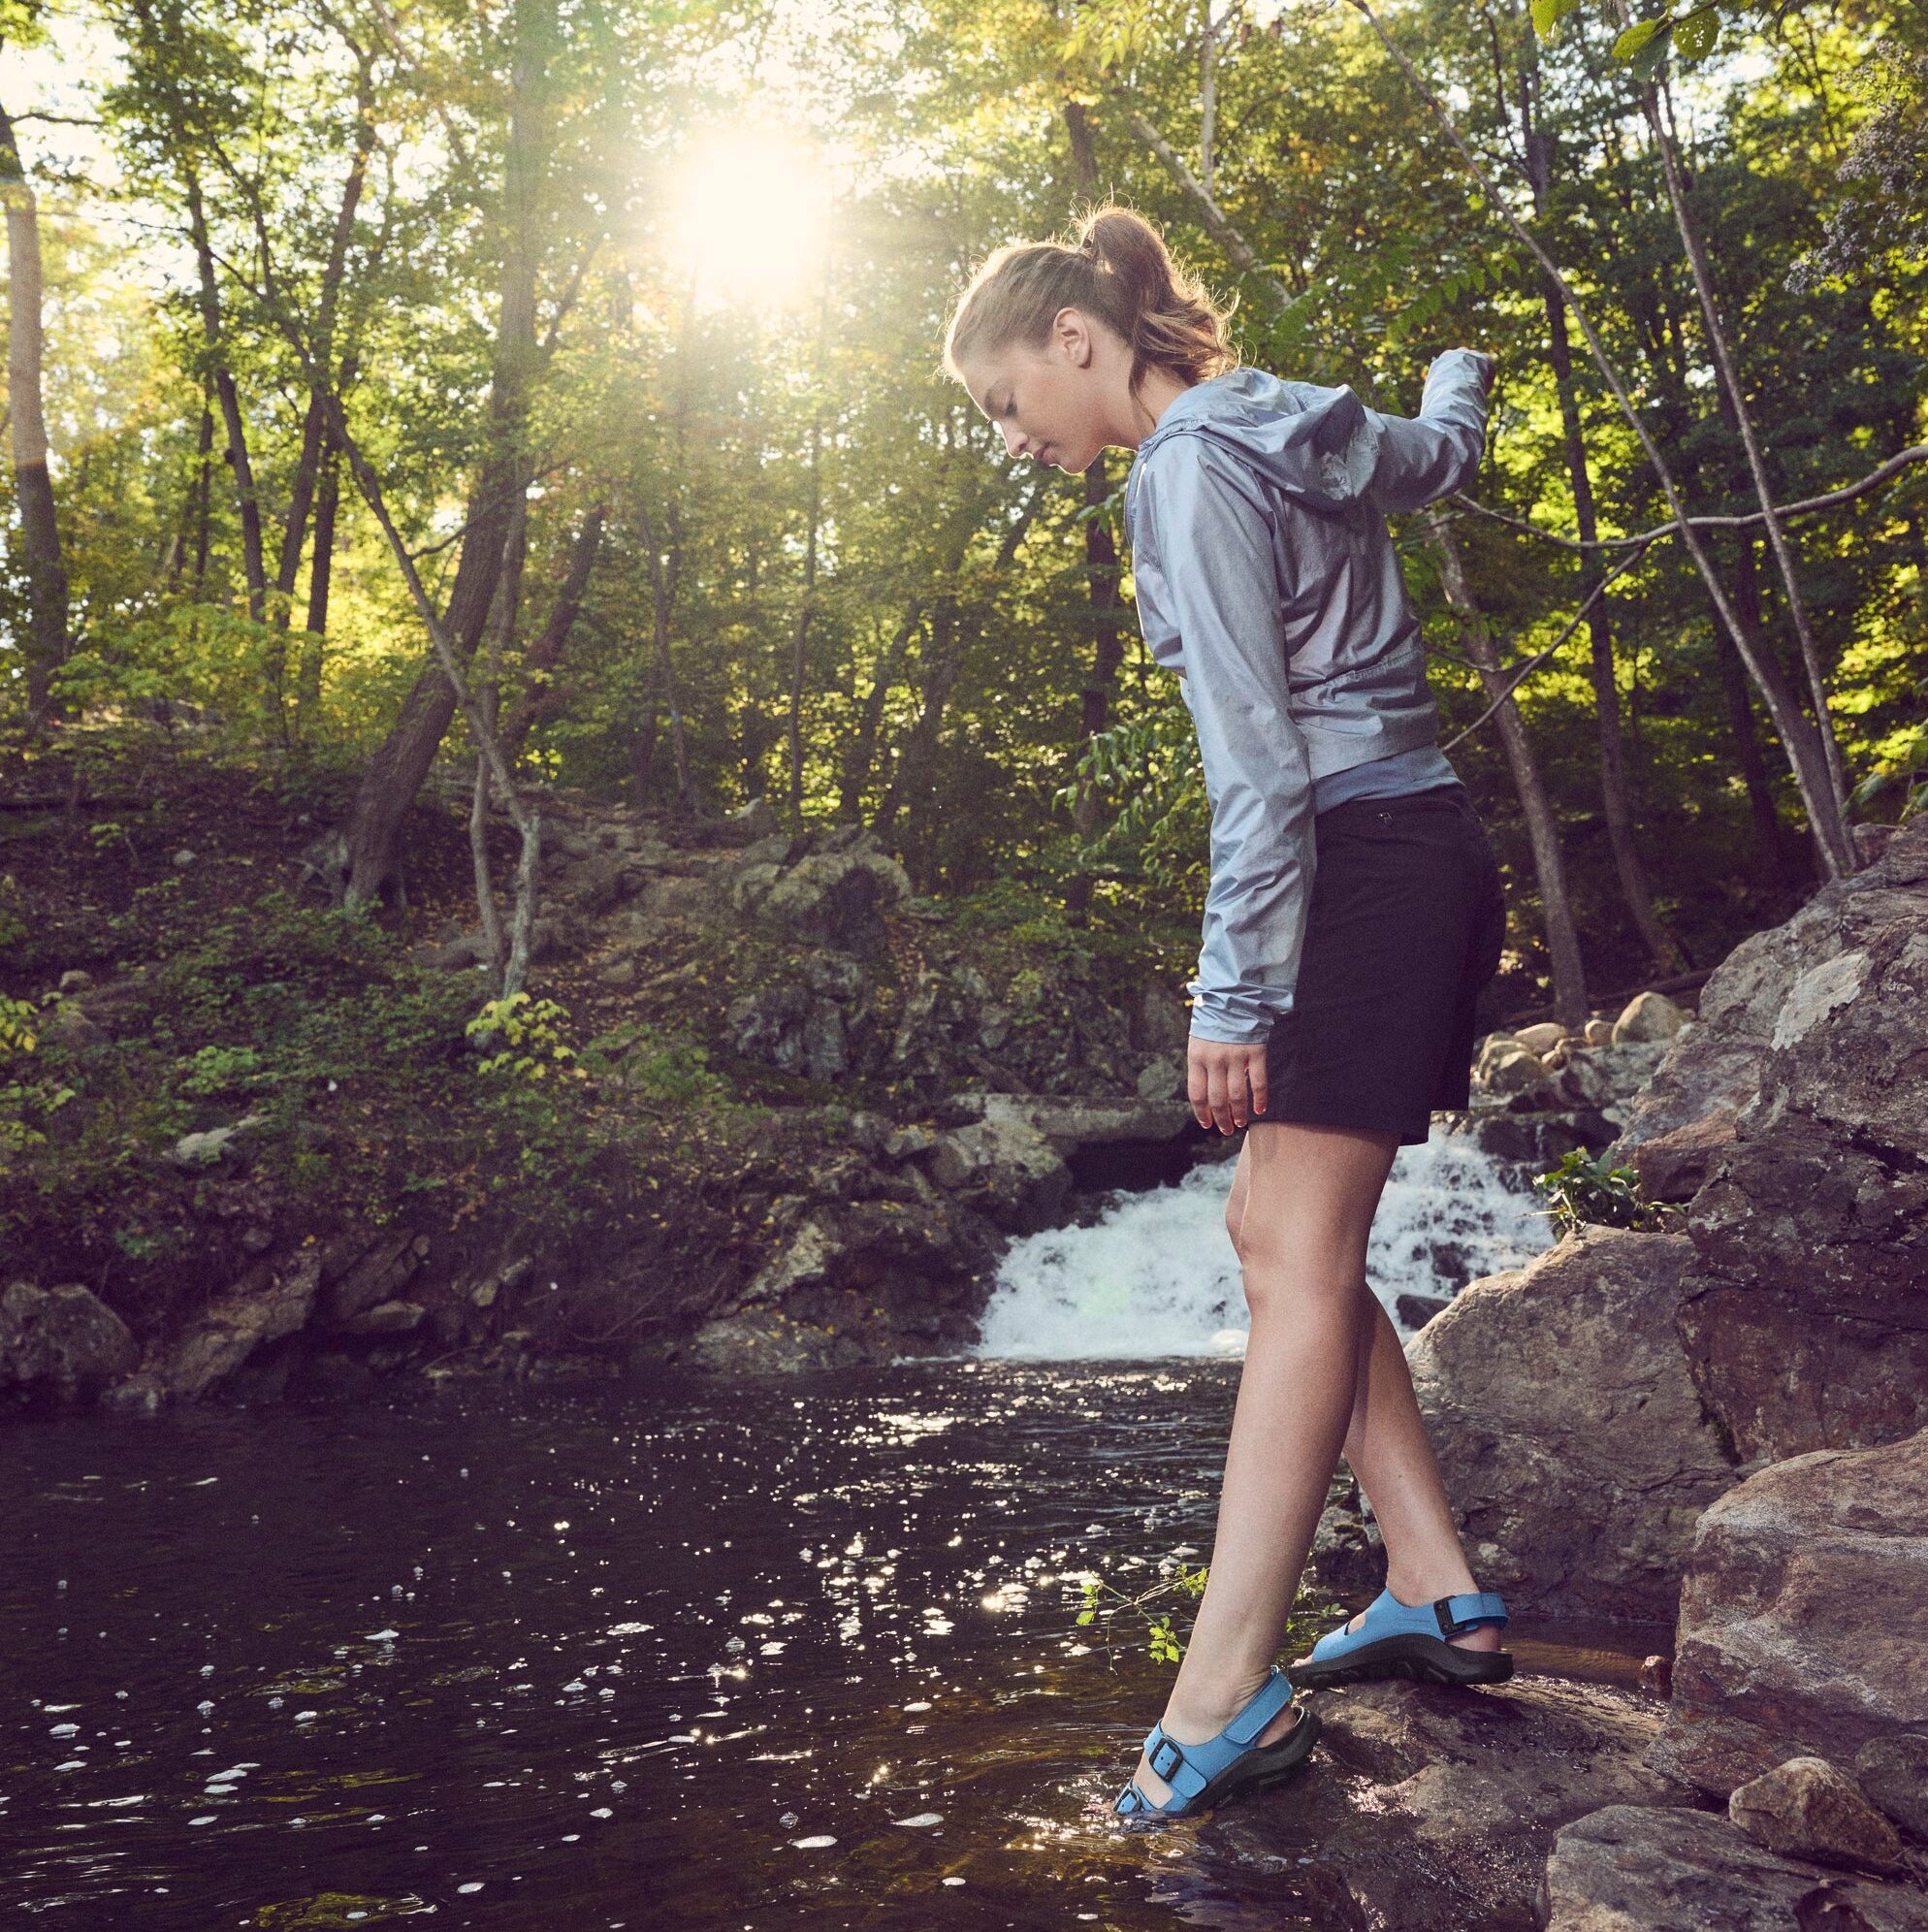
[[969, 1123, 1555, 1360]]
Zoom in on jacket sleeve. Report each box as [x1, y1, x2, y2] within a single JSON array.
[[1350, 348, 1492, 514], [1133, 435, 1317, 1046]]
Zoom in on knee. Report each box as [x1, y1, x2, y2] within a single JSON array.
[[1224, 1194, 1246, 1262], [1236, 1215, 1364, 1316]]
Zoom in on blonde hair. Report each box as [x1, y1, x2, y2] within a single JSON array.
[[944, 205, 1238, 394]]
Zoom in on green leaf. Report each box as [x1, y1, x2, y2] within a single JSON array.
[[1529, 0, 1579, 34], [1674, 8, 1717, 57], [1612, 16, 1664, 59]]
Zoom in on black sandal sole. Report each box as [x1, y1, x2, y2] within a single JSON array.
[[1188, 1705, 1323, 1811], [1286, 1636, 1513, 1691]]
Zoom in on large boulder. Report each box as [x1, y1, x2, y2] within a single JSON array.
[[1542, 1804, 1928, 1932], [1649, 1429, 1928, 1798], [1615, 818, 1928, 1462], [1407, 1226, 1742, 1625], [0, 1281, 139, 1402]]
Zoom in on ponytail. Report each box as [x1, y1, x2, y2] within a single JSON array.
[[944, 205, 1237, 393]]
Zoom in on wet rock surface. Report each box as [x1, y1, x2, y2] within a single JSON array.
[[1201, 1675, 1689, 1931], [1406, 1226, 1741, 1625]]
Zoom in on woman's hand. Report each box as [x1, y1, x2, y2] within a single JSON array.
[[1187, 1036, 1270, 1136]]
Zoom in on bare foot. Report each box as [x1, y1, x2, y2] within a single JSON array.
[[1122, 1678, 1304, 1811]]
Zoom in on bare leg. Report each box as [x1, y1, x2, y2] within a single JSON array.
[[1124, 1121, 1398, 1809], [1293, 1288, 1499, 1656]]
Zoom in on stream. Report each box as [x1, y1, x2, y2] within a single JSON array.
[[2, 1128, 1572, 1931]]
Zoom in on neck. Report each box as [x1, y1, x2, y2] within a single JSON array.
[[1115, 365, 1200, 450]]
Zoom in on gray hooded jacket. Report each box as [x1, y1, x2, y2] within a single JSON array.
[[1124, 349, 1491, 1045]]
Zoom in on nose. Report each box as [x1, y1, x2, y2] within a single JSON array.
[[998, 422, 1025, 458]]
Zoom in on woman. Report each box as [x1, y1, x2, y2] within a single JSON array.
[[944, 207, 1515, 1821]]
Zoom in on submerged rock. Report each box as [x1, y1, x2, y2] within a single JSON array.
[[1651, 1428, 1928, 1797], [1408, 1226, 1741, 1624]]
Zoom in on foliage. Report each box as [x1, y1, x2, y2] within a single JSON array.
[[466, 993, 587, 1083], [1533, 1147, 1666, 1237]]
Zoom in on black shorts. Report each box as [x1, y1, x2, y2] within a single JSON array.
[[1248, 786, 1507, 1147]]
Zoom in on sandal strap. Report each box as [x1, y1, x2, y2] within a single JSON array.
[[1134, 1664, 1297, 1808], [1433, 1591, 1509, 1636], [1309, 1585, 1510, 1662]]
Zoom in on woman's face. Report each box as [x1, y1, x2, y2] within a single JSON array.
[[956, 307, 1119, 475]]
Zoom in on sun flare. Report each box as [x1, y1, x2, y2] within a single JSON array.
[[667, 130, 831, 306]]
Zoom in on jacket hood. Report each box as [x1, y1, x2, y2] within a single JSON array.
[[1131, 366, 1376, 515]]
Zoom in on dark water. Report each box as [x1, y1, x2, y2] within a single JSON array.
[[1, 1361, 1398, 1932]]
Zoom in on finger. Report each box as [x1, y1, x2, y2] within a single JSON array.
[[1247, 1046, 1268, 1119], [1229, 1050, 1250, 1130], [1209, 1056, 1237, 1136], [1187, 1042, 1212, 1131]]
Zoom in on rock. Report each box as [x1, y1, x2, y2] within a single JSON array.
[[1597, 816, 1928, 1464], [969, 1090, 1195, 1155], [721, 796, 778, 841], [927, 1114, 1071, 1233], [1206, 1677, 1690, 1932], [1613, 989, 1688, 1044], [1395, 1291, 1451, 1330], [1135, 1053, 1185, 1102], [1626, 1107, 1742, 1203], [43, 1002, 103, 1049], [1651, 1429, 1928, 1797], [0, 1282, 139, 1402], [757, 846, 911, 955], [1474, 1031, 1528, 1079], [883, 1124, 936, 1160], [1555, 1040, 1672, 1111], [337, 1300, 427, 1337], [1308, 1476, 1384, 1595], [1854, 1735, 1928, 1842], [164, 1244, 325, 1401], [1484, 1045, 1560, 1103], [1516, 1021, 1567, 1054], [324, 1231, 426, 1324], [1408, 1227, 1740, 1624], [173, 848, 196, 866], [1542, 1805, 1928, 1932], [1613, 817, 1928, 1159], [57, 968, 94, 994], [1585, 1017, 1616, 1046], [686, 1308, 867, 1374], [1729, 1757, 1905, 1874], [168, 1111, 268, 1167]]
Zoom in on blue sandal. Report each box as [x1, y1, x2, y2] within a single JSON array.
[[1111, 1663, 1321, 1820], [1287, 1586, 1512, 1690]]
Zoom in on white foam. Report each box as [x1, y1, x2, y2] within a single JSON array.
[[970, 1122, 1554, 1360]]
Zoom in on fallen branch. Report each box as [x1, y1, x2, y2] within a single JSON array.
[[1456, 442, 1928, 552], [1440, 541, 1653, 752]]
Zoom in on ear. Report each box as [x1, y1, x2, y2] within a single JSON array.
[[1051, 306, 1095, 368]]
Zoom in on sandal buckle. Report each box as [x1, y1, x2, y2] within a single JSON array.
[[1433, 1595, 1471, 1636], [1148, 1735, 1184, 1781]]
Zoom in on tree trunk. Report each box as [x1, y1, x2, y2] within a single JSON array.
[[1540, 279, 1681, 970], [337, 0, 552, 905], [1629, 66, 1852, 853], [499, 506, 604, 760], [632, 497, 694, 810], [273, 49, 373, 628], [184, 166, 269, 627], [839, 603, 920, 822], [1428, 514, 1590, 1026], [0, 98, 69, 728], [1711, 601, 1798, 888]]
